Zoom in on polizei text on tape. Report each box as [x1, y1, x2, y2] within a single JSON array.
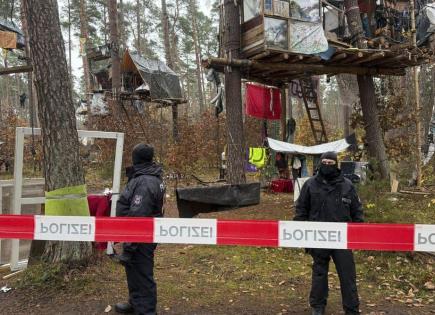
[[414, 224, 435, 252], [154, 218, 217, 245], [278, 221, 347, 249], [35, 215, 96, 241]]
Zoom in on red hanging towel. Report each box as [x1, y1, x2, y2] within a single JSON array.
[[88, 194, 112, 250], [245, 83, 281, 120]]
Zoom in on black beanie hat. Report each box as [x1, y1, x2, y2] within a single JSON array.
[[132, 143, 154, 165], [320, 151, 338, 163]]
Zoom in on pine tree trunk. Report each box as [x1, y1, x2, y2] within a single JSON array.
[[188, 0, 205, 112], [22, 0, 92, 264], [68, 0, 72, 88], [119, 0, 126, 51], [20, 1, 38, 126], [344, 0, 389, 179], [161, 0, 179, 141], [336, 74, 358, 137], [136, 0, 141, 54], [108, 0, 121, 95], [224, 0, 246, 184], [79, 0, 92, 127], [161, 0, 172, 67]]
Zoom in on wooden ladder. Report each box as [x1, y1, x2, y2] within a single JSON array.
[[299, 77, 328, 144]]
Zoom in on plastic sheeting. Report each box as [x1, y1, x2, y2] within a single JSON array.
[[290, 0, 321, 23], [176, 183, 261, 218], [244, 0, 261, 22], [267, 134, 357, 155], [90, 93, 109, 115], [130, 53, 182, 100], [264, 17, 289, 50], [417, 4, 435, 46], [289, 19, 329, 54]]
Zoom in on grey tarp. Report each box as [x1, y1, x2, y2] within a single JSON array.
[[267, 134, 357, 155], [130, 53, 182, 100], [417, 4, 435, 46], [176, 183, 261, 218]]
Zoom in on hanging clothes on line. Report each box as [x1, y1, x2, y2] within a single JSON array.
[[249, 147, 267, 169], [245, 83, 281, 120]]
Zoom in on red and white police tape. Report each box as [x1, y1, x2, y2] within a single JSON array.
[[0, 215, 434, 252]]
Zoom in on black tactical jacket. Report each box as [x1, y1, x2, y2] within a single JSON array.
[[294, 172, 363, 223], [116, 162, 165, 218]]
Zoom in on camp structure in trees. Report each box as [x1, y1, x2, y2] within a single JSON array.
[[77, 49, 184, 116], [0, 17, 25, 50], [203, 0, 435, 181], [0, 18, 32, 76], [204, 0, 435, 86]]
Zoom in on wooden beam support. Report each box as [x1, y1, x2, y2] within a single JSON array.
[[251, 51, 271, 60], [268, 53, 289, 63], [0, 65, 33, 75], [342, 51, 364, 64], [365, 53, 411, 67], [304, 56, 323, 64], [327, 53, 347, 63], [203, 57, 406, 76], [353, 52, 385, 65], [289, 55, 304, 63]]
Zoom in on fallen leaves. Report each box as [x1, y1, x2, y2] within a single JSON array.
[[424, 281, 435, 290]]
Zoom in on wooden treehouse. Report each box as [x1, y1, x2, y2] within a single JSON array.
[[77, 47, 185, 118], [203, 0, 435, 143], [86, 47, 184, 106]]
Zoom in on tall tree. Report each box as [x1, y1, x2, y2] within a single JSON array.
[[223, 0, 246, 184], [161, 0, 173, 68], [135, 0, 141, 54], [20, 3, 38, 127], [22, 0, 92, 263], [79, 0, 92, 126], [337, 74, 359, 136], [344, 0, 389, 179], [108, 0, 121, 95], [410, 0, 422, 186], [161, 0, 179, 141], [188, 0, 205, 112], [118, 0, 126, 51]]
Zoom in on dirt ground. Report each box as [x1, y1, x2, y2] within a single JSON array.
[[0, 189, 434, 315]]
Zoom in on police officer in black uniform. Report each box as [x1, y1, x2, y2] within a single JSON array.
[[115, 144, 165, 315], [294, 151, 363, 315]]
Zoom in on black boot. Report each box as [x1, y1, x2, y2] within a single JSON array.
[[117, 251, 133, 266], [115, 302, 134, 314], [311, 308, 325, 315]]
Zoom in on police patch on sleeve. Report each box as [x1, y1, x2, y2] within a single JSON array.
[[133, 195, 143, 205]]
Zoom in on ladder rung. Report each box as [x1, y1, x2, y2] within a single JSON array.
[[307, 107, 318, 110]]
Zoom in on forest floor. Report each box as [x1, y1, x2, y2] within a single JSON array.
[[0, 180, 434, 315]]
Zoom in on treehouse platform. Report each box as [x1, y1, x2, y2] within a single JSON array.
[[204, 0, 435, 87], [203, 44, 434, 87]]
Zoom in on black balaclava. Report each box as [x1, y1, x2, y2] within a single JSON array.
[[319, 151, 340, 180], [132, 143, 154, 165]]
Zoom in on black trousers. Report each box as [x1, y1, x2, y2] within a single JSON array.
[[124, 243, 157, 315], [309, 249, 359, 313]]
